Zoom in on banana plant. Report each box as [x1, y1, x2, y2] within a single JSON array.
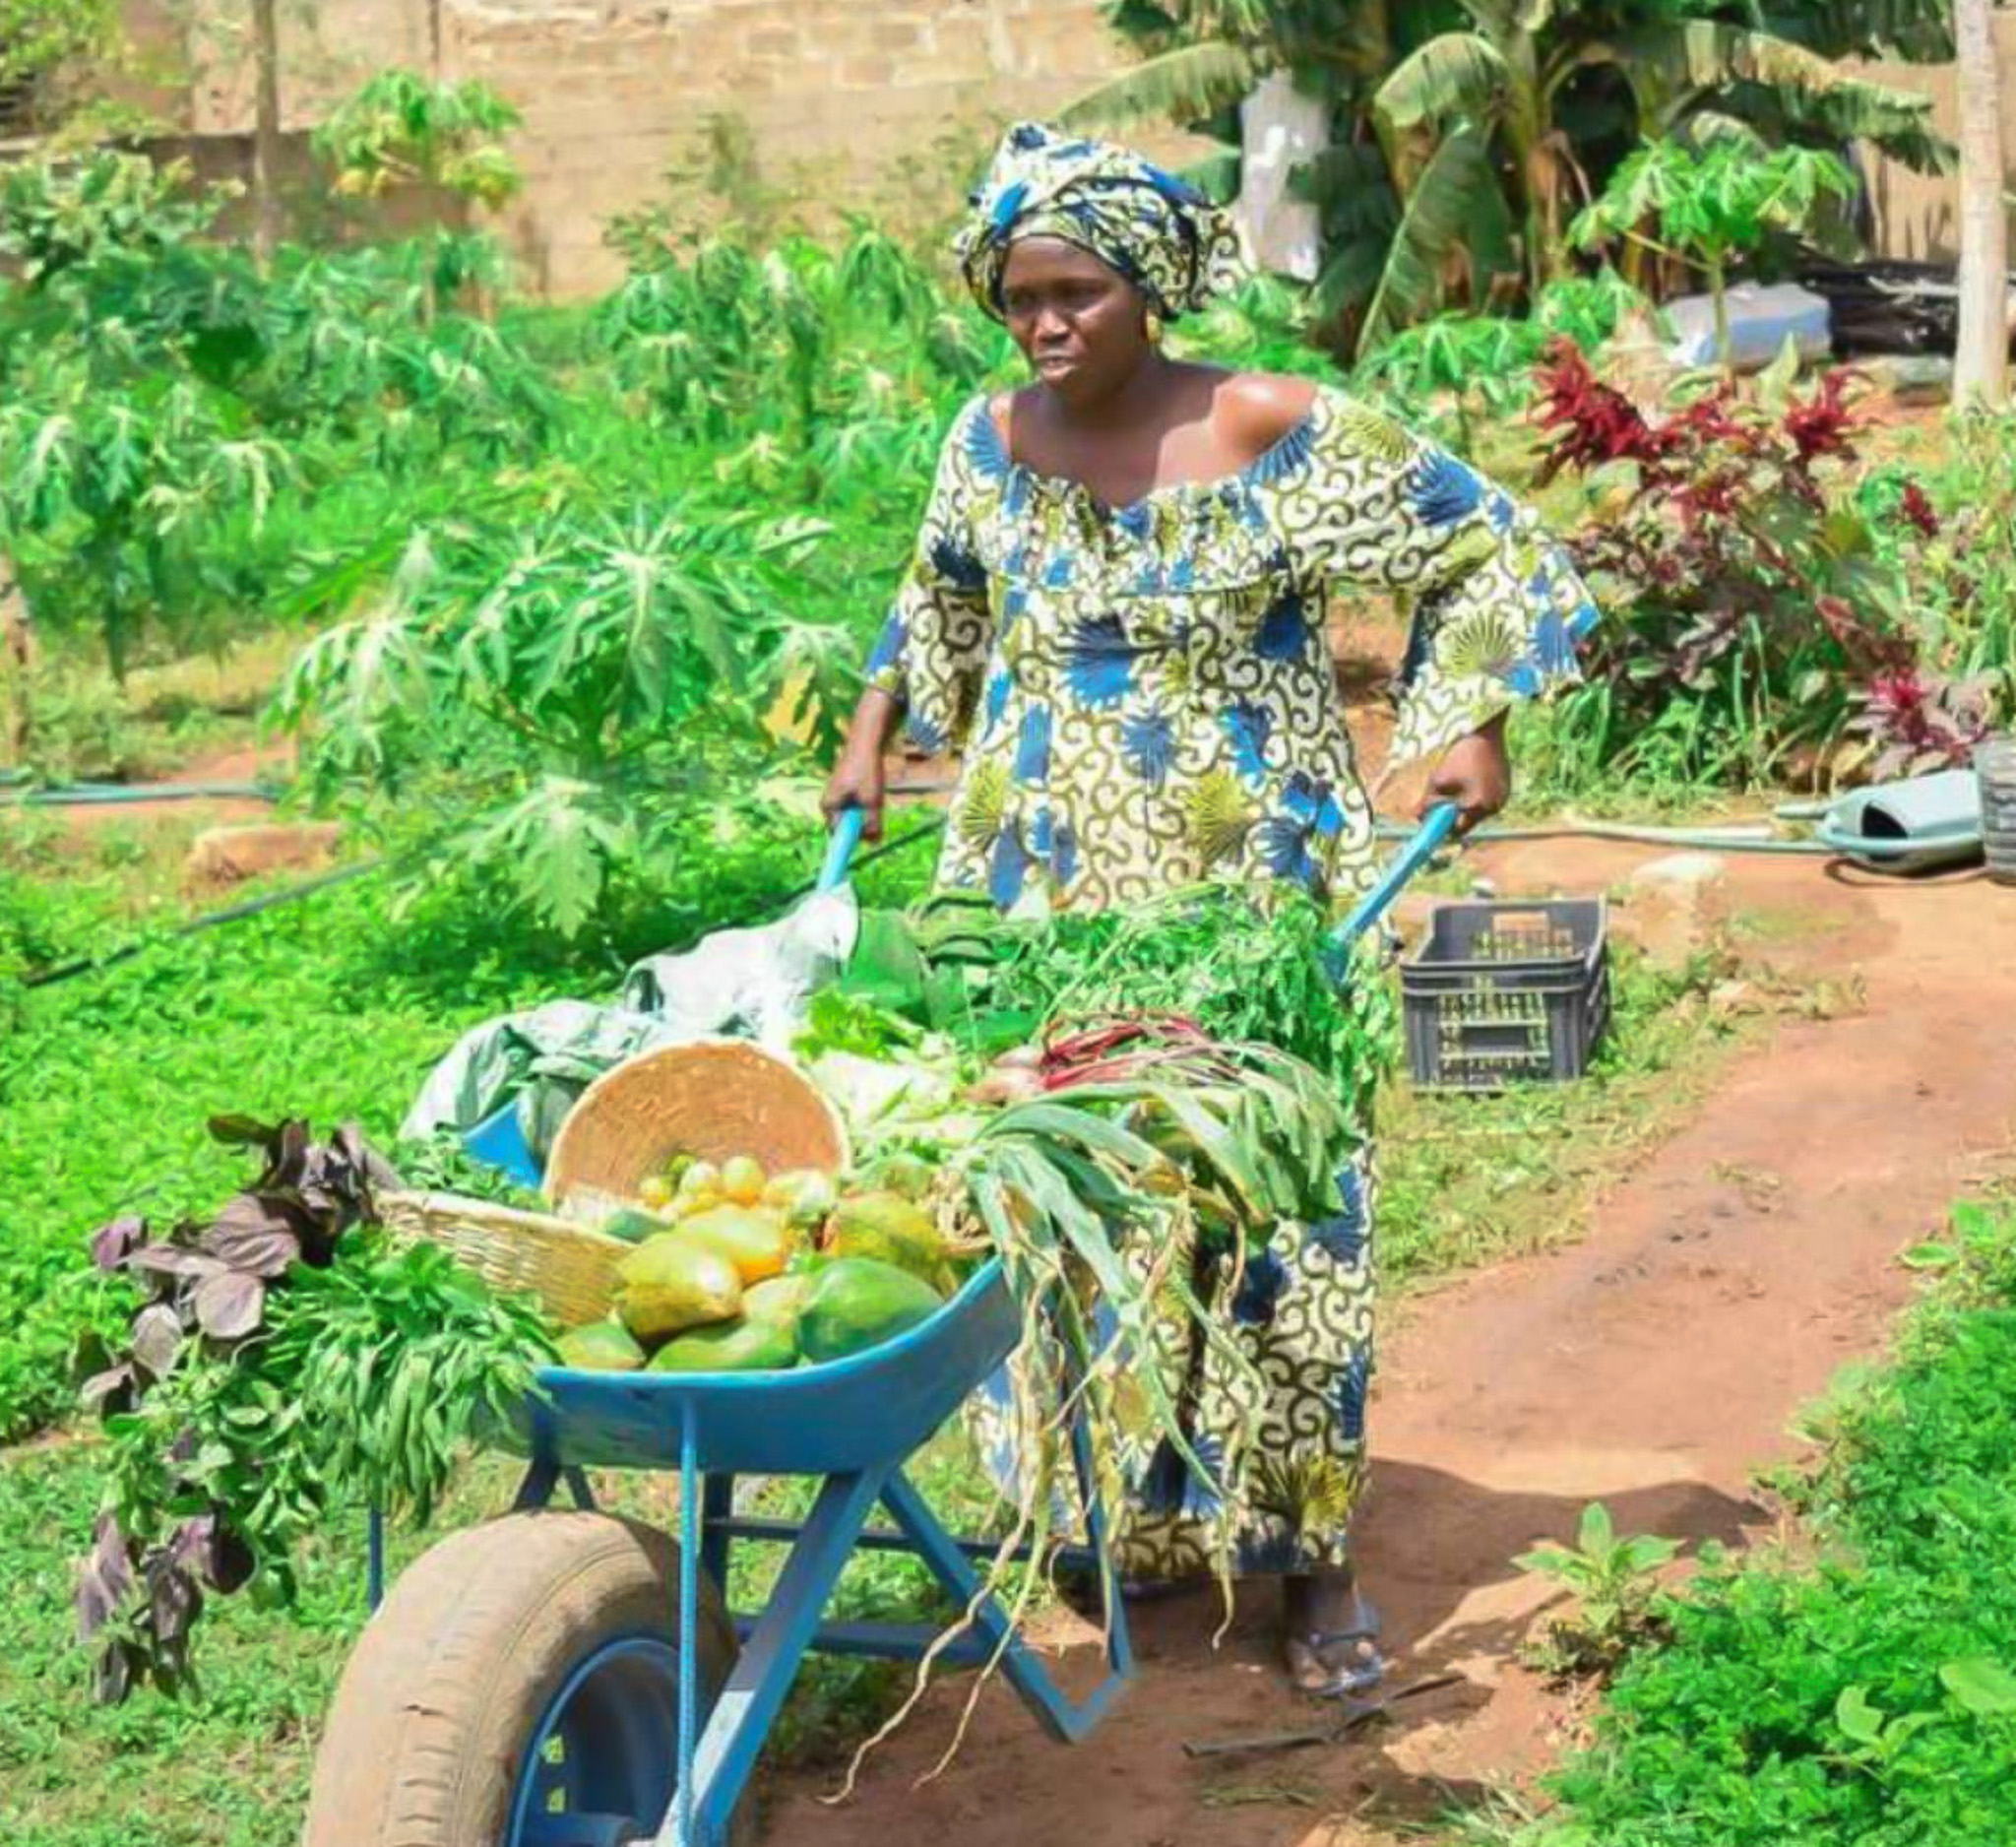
[[1065, 0, 1951, 352], [1372, 0, 1949, 330]]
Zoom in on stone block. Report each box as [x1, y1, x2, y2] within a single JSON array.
[[186, 823, 345, 888], [1615, 852, 1731, 971]]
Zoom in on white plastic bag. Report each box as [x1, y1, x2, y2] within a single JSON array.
[[1663, 283, 1832, 372]]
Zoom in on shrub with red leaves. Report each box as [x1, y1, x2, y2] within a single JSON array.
[[1783, 370, 1859, 467], [1847, 668, 1997, 781], [1534, 349, 1927, 782], [1898, 482, 1940, 539], [1534, 343, 1681, 480]]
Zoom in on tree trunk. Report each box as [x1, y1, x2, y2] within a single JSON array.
[[1955, 0, 2008, 407], [250, 0, 284, 268]]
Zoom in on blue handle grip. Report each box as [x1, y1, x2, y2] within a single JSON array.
[[818, 806, 867, 892], [1331, 800, 1461, 949]]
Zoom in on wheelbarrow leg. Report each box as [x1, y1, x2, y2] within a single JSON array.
[[664, 1464, 886, 1847], [879, 1468, 1133, 1746], [700, 1473, 734, 1592]]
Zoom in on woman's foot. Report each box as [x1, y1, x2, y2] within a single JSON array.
[[1282, 1569, 1385, 1698]]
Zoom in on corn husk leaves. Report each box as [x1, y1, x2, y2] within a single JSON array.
[[838, 1023, 1368, 1793]]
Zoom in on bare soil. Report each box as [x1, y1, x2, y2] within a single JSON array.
[[758, 845, 2016, 1847]]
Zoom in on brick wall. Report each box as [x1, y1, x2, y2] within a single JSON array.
[[153, 0, 1143, 296]]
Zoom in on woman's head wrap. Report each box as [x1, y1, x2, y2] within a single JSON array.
[[955, 120, 1247, 323]]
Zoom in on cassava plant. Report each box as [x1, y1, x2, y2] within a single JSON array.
[[1571, 137, 1858, 374], [0, 356, 287, 680], [596, 224, 1008, 485], [313, 69, 524, 321], [273, 502, 853, 936]]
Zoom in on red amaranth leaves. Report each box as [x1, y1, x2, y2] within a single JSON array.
[[1899, 482, 1941, 538], [1525, 341, 1936, 779], [1533, 341, 1682, 482], [1851, 668, 1997, 778], [1782, 370, 1861, 468]]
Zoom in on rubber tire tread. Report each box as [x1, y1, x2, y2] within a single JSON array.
[[302, 1508, 745, 1847]]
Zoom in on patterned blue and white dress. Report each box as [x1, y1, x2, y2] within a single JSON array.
[[868, 384, 1597, 1576]]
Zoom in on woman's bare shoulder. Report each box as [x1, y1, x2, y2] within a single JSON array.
[[987, 385, 1040, 442], [1216, 371, 1322, 452]]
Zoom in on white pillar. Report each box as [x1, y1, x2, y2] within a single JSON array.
[[1235, 71, 1325, 284]]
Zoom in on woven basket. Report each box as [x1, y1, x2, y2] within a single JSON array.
[[379, 1190, 628, 1328], [542, 1038, 850, 1212]]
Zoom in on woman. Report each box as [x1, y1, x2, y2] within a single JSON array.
[[823, 123, 1597, 1695]]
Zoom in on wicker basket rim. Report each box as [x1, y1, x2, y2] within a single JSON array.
[[541, 1035, 850, 1209], [380, 1188, 630, 1251]]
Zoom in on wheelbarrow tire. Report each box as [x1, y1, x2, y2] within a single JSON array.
[[303, 1507, 749, 1846]]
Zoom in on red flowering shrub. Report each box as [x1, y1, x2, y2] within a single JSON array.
[[1532, 343, 1927, 784]]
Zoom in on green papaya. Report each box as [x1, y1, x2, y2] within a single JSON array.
[[828, 1190, 949, 1290], [556, 1321, 649, 1371], [798, 1257, 944, 1366], [602, 1207, 673, 1246], [648, 1317, 798, 1373], [743, 1273, 811, 1328], [614, 1236, 742, 1344], [679, 1203, 793, 1284]]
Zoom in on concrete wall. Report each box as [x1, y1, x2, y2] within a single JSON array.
[[147, 0, 1140, 296]]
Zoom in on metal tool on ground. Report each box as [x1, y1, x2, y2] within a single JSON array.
[[1181, 1672, 1467, 1760]]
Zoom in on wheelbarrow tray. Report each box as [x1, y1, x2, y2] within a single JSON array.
[[505, 1259, 1020, 1476]]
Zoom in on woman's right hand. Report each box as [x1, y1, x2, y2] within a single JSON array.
[[821, 744, 886, 842]]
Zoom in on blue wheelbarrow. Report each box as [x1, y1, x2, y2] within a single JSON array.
[[301, 803, 1460, 1847]]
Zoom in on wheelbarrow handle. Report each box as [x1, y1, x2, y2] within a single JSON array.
[[822, 797, 1459, 932], [818, 805, 867, 893], [1330, 800, 1462, 950]]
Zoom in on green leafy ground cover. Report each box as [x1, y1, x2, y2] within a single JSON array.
[[1480, 1196, 2016, 1847]]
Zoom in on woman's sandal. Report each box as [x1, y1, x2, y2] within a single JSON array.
[[1284, 1595, 1387, 1699]]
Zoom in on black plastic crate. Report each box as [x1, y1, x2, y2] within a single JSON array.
[[1401, 899, 1610, 1091]]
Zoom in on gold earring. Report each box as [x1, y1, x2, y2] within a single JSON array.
[[1145, 309, 1164, 345]]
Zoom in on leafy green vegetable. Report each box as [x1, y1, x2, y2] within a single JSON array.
[[841, 882, 1402, 1111], [75, 1117, 555, 1702]]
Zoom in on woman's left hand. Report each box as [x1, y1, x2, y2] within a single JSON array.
[[1422, 710, 1511, 836]]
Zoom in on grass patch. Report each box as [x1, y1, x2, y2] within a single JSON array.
[[1378, 943, 1755, 1288]]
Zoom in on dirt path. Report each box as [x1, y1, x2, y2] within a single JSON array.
[[758, 848, 2016, 1847]]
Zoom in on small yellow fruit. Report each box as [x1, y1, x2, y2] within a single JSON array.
[[720, 1155, 767, 1206], [677, 1160, 721, 1198], [640, 1176, 674, 1210]]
